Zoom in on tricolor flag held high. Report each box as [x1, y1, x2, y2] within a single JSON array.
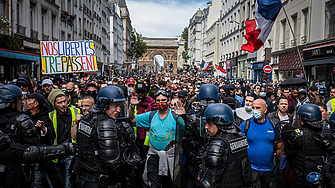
[[215, 64, 227, 77], [241, 0, 283, 52], [200, 60, 210, 71]]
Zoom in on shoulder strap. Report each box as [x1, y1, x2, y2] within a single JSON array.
[[244, 119, 251, 136], [171, 110, 178, 122], [148, 110, 158, 126], [268, 118, 278, 141]]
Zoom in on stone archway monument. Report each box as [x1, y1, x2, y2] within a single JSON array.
[[139, 37, 179, 73]]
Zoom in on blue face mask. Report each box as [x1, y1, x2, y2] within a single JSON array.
[[259, 92, 266, 97], [244, 105, 252, 111], [252, 109, 263, 119]]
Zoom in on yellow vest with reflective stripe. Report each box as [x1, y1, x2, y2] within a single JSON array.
[[49, 107, 80, 163], [132, 105, 150, 146], [331, 98, 335, 114]]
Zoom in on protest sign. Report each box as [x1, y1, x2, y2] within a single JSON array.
[[40, 40, 98, 74]]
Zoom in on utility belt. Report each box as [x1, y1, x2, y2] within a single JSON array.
[[0, 163, 35, 184], [79, 170, 121, 188]]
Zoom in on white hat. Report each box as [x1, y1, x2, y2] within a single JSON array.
[[42, 79, 53, 86]]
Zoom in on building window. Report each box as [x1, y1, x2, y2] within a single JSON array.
[[281, 19, 286, 49], [17, 0, 20, 24], [291, 14, 297, 37], [42, 10, 46, 35], [30, 4, 35, 30], [0, 0, 5, 16], [68, 0, 71, 14], [302, 9, 308, 37], [52, 15, 55, 38], [325, 0, 335, 38]]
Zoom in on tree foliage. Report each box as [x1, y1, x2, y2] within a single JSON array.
[[181, 27, 188, 62], [0, 16, 21, 51], [131, 32, 148, 59]]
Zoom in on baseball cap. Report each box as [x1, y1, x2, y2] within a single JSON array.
[[42, 79, 53, 86], [135, 82, 147, 92], [27, 93, 45, 107], [298, 88, 308, 94], [178, 90, 188, 98], [127, 79, 135, 85]]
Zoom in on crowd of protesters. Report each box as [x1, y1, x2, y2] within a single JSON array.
[[1, 71, 335, 188]]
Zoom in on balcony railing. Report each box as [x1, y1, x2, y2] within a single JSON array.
[[301, 36, 307, 44], [280, 42, 285, 49], [16, 24, 26, 36], [291, 39, 296, 47], [30, 29, 38, 40], [42, 34, 49, 41]]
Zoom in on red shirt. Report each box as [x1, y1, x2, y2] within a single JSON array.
[[287, 95, 296, 109]]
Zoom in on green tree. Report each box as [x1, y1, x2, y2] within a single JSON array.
[[0, 16, 21, 51], [131, 32, 148, 59], [181, 27, 188, 62]]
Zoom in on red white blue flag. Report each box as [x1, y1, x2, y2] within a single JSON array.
[[241, 0, 283, 52], [200, 60, 210, 71]]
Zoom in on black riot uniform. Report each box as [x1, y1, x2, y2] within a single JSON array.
[[286, 104, 328, 188], [182, 84, 219, 188], [0, 85, 75, 188], [197, 103, 252, 188], [75, 86, 141, 188]]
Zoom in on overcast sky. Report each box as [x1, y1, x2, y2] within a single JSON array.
[[127, 0, 207, 38]]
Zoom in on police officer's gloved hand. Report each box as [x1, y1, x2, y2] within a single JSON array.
[[314, 135, 331, 148], [288, 129, 303, 148], [62, 141, 76, 155]]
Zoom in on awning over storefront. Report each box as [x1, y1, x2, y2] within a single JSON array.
[[302, 57, 335, 66], [0, 48, 40, 61], [278, 50, 303, 70]]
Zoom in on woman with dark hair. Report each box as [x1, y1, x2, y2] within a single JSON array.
[[316, 102, 328, 121]]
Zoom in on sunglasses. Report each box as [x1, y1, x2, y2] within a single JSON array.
[[17, 83, 28, 87]]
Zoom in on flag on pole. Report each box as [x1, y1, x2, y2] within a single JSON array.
[[215, 64, 227, 77], [241, 0, 283, 52], [200, 60, 210, 71]]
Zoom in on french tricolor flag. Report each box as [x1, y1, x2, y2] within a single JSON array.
[[200, 60, 210, 71], [241, 0, 283, 52]]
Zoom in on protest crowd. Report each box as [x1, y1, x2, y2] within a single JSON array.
[[1, 72, 335, 188]]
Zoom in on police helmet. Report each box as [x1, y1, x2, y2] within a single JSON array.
[[0, 87, 15, 109], [96, 86, 126, 108], [198, 84, 220, 101], [3, 84, 22, 98], [203, 103, 234, 126], [298, 104, 322, 129]]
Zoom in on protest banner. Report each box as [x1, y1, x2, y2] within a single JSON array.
[[40, 40, 98, 74]]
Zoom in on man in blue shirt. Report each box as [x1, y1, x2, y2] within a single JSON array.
[[240, 99, 284, 188], [129, 90, 186, 188]]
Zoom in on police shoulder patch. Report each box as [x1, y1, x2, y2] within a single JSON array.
[[228, 136, 248, 153]]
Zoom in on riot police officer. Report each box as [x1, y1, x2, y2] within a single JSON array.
[[197, 103, 252, 188], [0, 85, 75, 188], [286, 104, 328, 188], [182, 84, 220, 188], [75, 86, 141, 188]]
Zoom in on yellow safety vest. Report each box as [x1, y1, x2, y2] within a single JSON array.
[[132, 105, 150, 146], [331, 98, 335, 114], [49, 107, 80, 163]]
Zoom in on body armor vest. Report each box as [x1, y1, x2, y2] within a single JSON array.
[[77, 113, 112, 174], [219, 133, 249, 187], [207, 133, 250, 188], [293, 128, 327, 175]]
